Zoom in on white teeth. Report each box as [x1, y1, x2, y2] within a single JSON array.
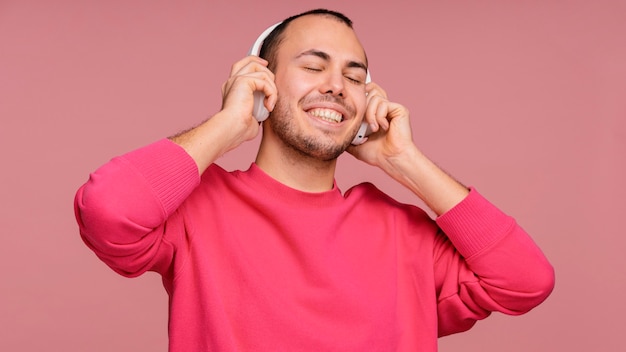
[[309, 108, 342, 123]]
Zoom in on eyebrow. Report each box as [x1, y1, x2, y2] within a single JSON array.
[[297, 49, 368, 72]]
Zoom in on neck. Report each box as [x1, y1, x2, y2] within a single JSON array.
[[255, 133, 338, 193]]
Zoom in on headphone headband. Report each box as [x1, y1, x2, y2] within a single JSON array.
[[248, 22, 282, 56]]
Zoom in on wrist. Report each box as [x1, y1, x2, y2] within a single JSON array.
[[379, 144, 424, 180], [170, 111, 257, 174], [381, 145, 469, 216]]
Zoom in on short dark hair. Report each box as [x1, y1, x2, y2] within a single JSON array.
[[259, 9, 354, 71]]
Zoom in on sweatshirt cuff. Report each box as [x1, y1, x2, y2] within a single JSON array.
[[121, 138, 200, 215], [435, 187, 515, 258]]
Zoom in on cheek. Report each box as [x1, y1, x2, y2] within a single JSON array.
[[275, 83, 304, 110], [275, 70, 311, 101]]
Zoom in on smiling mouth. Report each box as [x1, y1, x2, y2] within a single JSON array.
[[308, 108, 343, 123]]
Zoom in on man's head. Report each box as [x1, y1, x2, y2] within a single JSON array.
[[259, 9, 361, 72], [257, 9, 369, 162]]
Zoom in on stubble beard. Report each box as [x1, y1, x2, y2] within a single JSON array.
[[268, 96, 358, 162]]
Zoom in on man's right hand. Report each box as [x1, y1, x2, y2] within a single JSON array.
[[221, 55, 277, 128], [169, 56, 277, 174]]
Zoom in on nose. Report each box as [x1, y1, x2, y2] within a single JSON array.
[[319, 69, 345, 98]]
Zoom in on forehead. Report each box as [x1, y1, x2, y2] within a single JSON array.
[[278, 15, 367, 64]]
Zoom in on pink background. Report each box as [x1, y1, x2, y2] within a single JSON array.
[[1, 0, 624, 351]]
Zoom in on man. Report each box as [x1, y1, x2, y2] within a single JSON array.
[[75, 8, 554, 351]]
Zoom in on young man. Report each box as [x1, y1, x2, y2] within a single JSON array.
[[75, 9, 554, 351]]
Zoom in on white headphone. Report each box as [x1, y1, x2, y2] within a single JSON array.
[[247, 22, 372, 145]]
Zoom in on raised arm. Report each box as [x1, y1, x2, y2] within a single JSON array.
[[347, 83, 469, 216], [170, 56, 277, 174], [75, 56, 277, 276], [348, 83, 554, 329]]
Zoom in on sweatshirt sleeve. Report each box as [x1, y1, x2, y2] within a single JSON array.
[[74, 139, 200, 277], [433, 188, 555, 336]]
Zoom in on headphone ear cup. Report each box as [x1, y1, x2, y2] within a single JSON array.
[[252, 91, 270, 122], [248, 22, 281, 121], [351, 122, 371, 145]]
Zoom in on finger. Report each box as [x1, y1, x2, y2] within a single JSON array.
[[223, 66, 276, 102], [365, 82, 388, 100], [363, 94, 381, 131], [364, 95, 390, 131], [248, 70, 277, 106], [364, 83, 390, 130], [254, 74, 278, 111], [223, 72, 278, 114], [225, 58, 275, 98], [229, 55, 269, 77], [375, 99, 391, 130]]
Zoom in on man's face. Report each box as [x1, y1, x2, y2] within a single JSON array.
[[267, 15, 369, 161]]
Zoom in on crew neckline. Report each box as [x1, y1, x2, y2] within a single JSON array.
[[237, 163, 345, 207]]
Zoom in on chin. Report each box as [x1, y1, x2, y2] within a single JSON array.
[[269, 100, 355, 161]]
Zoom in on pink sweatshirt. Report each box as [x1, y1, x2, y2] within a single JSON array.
[[74, 139, 554, 351]]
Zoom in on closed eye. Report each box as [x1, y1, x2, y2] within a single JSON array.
[[346, 76, 363, 85]]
